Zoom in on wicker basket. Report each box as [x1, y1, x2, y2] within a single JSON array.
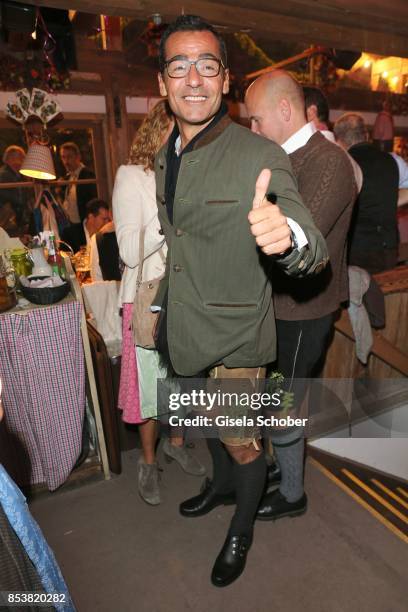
[[20, 276, 70, 305]]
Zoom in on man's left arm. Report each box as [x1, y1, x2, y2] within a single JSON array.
[[248, 167, 328, 277], [78, 168, 98, 221], [84, 168, 98, 201]]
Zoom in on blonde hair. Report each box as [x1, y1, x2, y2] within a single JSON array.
[[129, 100, 173, 171]]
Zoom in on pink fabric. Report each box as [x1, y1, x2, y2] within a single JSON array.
[[118, 303, 144, 424]]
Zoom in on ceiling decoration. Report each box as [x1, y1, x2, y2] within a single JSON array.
[[8, 0, 408, 58]]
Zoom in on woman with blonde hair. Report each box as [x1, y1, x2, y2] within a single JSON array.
[[113, 100, 204, 505]]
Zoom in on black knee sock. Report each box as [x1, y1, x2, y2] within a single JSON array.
[[206, 438, 234, 493], [229, 452, 267, 537]]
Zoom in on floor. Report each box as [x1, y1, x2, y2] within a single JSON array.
[[29, 443, 408, 612]]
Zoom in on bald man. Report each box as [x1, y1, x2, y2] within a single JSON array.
[[245, 71, 357, 520]]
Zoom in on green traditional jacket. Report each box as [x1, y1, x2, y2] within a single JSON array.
[[154, 114, 328, 376]]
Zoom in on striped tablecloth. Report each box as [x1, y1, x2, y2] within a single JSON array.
[[0, 300, 85, 491]]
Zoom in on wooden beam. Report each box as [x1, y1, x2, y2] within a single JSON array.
[[246, 46, 319, 80], [290, 0, 408, 25], [13, 0, 408, 58]]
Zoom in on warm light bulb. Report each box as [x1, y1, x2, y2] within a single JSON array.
[[382, 71, 389, 78], [392, 76, 399, 84], [20, 168, 56, 180], [363, 60, 371, 68]]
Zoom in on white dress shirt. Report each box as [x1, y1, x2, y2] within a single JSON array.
[[63, 164, 84, 224], [391, 153, 408, 189], [83, 219, 91, 246], [89, 232, 103, 283], [281, 121, 317, 155]]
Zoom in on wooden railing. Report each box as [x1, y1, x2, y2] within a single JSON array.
[[323, 265, 408, 378]]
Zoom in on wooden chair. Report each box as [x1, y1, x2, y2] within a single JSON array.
[[86, 321, 122, 474]]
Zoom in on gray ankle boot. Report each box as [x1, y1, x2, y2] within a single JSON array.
[[162, 438, 206, 476], [137, 457, 161, 505]]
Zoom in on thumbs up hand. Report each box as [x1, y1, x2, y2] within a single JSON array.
[[248, 169, 292, 255]]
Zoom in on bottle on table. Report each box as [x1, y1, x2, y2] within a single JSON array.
[[0, 254, 17, 312], [47, 233, 60, 277]]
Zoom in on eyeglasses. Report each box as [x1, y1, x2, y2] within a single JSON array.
[[164, 58, 225, 78]]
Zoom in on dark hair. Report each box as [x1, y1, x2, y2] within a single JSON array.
[[86, 198, 109, 217], [158, 14, 228, 73], [303, 86, 330, 123]]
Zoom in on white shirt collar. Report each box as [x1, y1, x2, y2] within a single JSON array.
[[282, 121, 317, 154], [175, 135, 182, 157], [70, 163, 84, 178], [320, 129, 336, 143], [83, 220, 91, 245]]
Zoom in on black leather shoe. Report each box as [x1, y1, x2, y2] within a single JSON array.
[[256, 489, 307, 521], [266, 461, 281, 490], [179, 478, 235, 517], [211, 533, 253, 587]]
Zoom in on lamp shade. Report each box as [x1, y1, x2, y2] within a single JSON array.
[[20, 143, 56, 180]]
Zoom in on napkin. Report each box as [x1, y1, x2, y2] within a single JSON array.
[[20, 275, 66, 288]]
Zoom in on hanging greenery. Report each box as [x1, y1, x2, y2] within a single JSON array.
[[234, 33, 276, 68]]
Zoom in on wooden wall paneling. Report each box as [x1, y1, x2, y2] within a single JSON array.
[[323, 288, 408, 380], [369, 292, 408, 378], [322, 321, 363, 379], [103, 73, 130, 177]]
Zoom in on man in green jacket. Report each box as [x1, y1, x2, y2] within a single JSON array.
[[155, 14, 328, 587]]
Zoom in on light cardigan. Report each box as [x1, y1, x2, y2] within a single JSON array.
[[112, 164, 166, 305]]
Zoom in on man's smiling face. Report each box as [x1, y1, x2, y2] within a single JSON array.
[[158, 30, 229, 142]]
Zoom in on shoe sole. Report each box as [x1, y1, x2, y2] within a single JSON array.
[[180, 499, 235, 518], [256, 506, 307, 521]]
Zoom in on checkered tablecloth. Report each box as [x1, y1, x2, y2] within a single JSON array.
[[0, 301, 85, 491]]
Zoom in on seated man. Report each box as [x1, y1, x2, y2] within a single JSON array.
[[62, 198, 111, 253], [0, 145, 33, 236], [90, 219, 121, 282]]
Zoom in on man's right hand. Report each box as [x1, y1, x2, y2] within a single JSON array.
[[99, 221, 115, 234], [248, 168, 292, 255]]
